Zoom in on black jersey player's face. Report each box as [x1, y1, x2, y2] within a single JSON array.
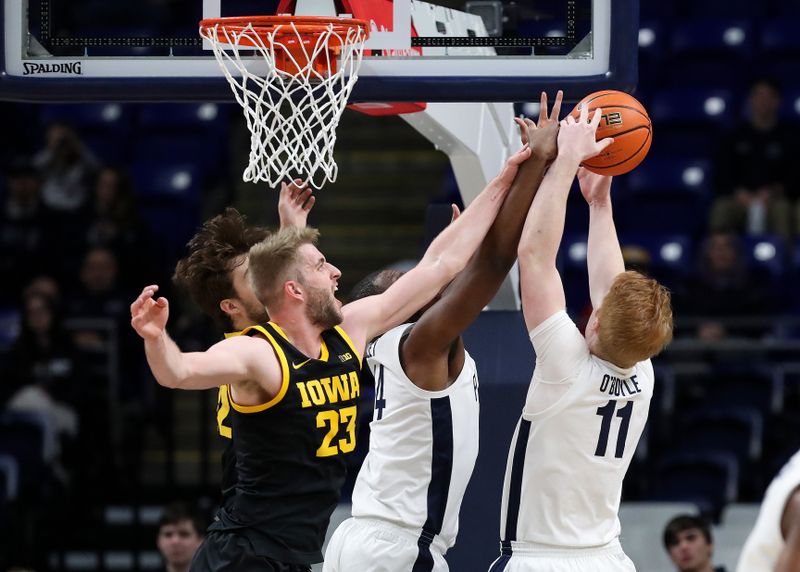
[[298, 243, 343, 329]]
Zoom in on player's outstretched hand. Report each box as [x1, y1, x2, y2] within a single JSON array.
[[558, 105, 614, 164], [491, 144, 532, 192], [577, 167, 613, 205], [278, 179, 315, 229], [130, 285, 169, 341], [514, 90, 562, 162]]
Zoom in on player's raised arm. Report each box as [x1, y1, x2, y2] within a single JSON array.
[[517, 106, 613, 332], [577, 168, 625, 308], [130, 285, 278, 390], [778, 489, 800, 572], [341, 145, 532, 350], [401, 92, 562, 384], [278, 178, 315, 229]]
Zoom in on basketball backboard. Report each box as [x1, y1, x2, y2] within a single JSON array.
[[1, 0, 638, 102]]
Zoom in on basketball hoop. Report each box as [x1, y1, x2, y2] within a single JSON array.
[[200, 16, 370, 189]]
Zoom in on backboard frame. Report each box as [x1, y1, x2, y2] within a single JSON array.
[[0, 0, 638, 102]]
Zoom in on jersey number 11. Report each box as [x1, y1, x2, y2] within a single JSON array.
[[594, 400, 633, 459]]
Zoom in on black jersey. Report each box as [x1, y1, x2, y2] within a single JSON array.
[[215, 332, 244, 509], [210, 321, 362, 565]]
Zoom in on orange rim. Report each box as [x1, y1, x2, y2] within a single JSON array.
[[199, 15, 370, 43]]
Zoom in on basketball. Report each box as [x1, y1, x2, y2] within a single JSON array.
[[568, 90, 652, 176]]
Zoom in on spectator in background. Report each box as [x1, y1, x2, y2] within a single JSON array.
[[80, 166, 147, 277], [156, 503, 205, 572], [23, 274, 61, 308], [663, 514, 727, 572], [66, 246, 127, 348], [675, 232, 771, 340], [3, 292, 79, 442], [33, 122, 98, 212], [0, 160, 57, 300], [711, 77, 795, 239]]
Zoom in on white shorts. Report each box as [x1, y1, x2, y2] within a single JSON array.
[[323, 517, 449, 572], [487, 539, 636, 572]]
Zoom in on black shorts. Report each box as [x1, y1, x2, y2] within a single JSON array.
[[191, 530, 312, 572]]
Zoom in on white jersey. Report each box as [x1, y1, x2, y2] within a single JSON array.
[[499, 311, 653, 548], [736, 449, 800, 572], [351, 323, 481, 552]]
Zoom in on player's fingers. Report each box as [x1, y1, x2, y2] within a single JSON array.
[[451, 204, 461, 222], [596, 137, 614, 153], [296, 188, 312, 204], [550, 90, 563, 120], [155, 297, 169, 309], [303, 195, 316, 212], [590, 108, 603, 129], [130, 285, 157, 314], [512, 145, 531, 164], [563, 115, 575, 126], [580, 103, 589, 124], [538, 91, 548, 123], [514, 117, 528, 144]]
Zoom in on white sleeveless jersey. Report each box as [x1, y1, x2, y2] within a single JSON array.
[[499, 311, 653, 547], [351, 323, 481, 550], [736, 449, 800, 571]]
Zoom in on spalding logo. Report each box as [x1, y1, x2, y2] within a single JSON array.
[[23, 62, 83, 75]]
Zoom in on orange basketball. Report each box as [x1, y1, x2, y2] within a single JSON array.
[[568, 90, 652, 176]]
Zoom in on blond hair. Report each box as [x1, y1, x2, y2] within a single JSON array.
[[248, 226, 320, 311], [596, 271, 673, 368]]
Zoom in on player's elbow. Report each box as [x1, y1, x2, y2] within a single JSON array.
[[435, 252, 468, 280], [155, 375, 180, 389], [518, 244, 554, 271]]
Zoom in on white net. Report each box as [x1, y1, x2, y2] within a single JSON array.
[[201, 19, 368, 189]]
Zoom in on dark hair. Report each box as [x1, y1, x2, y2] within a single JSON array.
[[663, 514, 713, 548], [348, 269, 406, 302], [173, 208, 270, 330], [158, 502, 205, 536], [749, 76, 781, 94]]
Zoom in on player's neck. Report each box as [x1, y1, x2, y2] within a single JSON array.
[[271, 309, 326, 358]]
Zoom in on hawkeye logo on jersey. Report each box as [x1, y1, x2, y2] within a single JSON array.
[[297, 371, 360, 408], [338, 352, 352, 362]]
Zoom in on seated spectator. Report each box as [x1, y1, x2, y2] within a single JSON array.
[[66, 246, 143, 408], [23, 274, 61, 307], [675, 232, 771, 339], [663, 514, 727, 572], [0, 160, 59, 299], [66, 246, 128, 348], [80, 166, 147, 270], [710, 77, 795, 239], [156, 503, 205, 572], [33, 122, 98, 212], [3, 292, 79, 441]]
